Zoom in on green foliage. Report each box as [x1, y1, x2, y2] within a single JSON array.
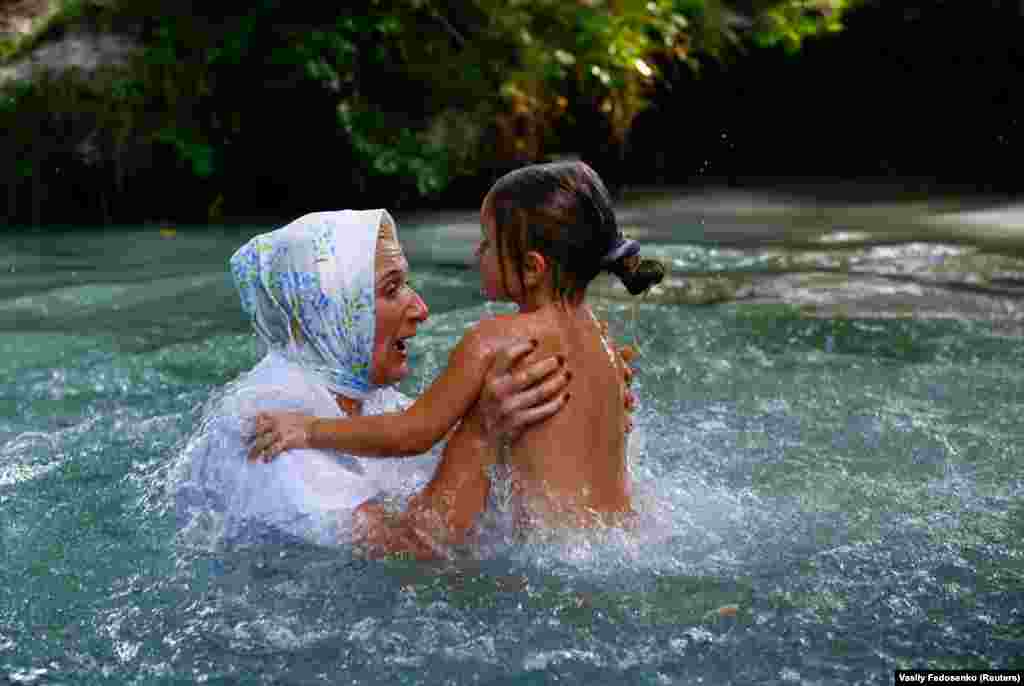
[[338, 102, 450, 196], [0, 38, 16, 62], [0, 80, 31, 113], [0, 1, 56, 61], [0, 0, 123, 61], [154, 128, 215, 178], [1, 0, 859, 223], [14, 158, 34, 179], [752, 0, 852, 52]]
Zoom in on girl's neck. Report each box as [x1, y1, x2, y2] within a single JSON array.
[[334, 394, 363, 416], [515, 287, 585, 315]]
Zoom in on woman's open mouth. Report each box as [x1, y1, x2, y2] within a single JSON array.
[[393, 338, 408, 354]]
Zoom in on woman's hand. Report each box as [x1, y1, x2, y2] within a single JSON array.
[[478, 330, 638, 445], [617, 344, 637, 433], [247, 412, 316, 463], [477, 339, 570, 446], [596, 320, 639, 433]]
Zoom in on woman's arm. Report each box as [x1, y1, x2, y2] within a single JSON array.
[[353, 408, 496, 559]]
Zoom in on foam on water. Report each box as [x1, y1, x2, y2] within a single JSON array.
[[3, 249, 1023, 683]]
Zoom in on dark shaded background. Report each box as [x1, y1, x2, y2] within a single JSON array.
[[622, 1, 1021, 197], [2, 0, 1021, 227]]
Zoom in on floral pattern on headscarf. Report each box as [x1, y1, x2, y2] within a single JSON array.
[[230, 210, 394, 400]]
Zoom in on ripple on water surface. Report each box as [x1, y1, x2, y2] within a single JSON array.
[[2, 292, 1023, 683]]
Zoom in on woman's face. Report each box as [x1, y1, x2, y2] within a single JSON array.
[[371, 233, 429, 387]]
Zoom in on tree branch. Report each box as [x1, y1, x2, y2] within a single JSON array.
[[423, 1, 466, 49]]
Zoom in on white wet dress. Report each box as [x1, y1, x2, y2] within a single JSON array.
[[174, 210, 438, 546]]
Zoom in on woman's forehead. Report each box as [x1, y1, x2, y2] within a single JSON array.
[[375, 249, 408, 283], [375, 220, 406, 271]]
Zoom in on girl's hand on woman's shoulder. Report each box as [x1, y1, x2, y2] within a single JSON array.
[[248, 412, 317, 463]]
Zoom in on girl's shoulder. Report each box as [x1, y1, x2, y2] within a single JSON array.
[[463, 312, 538, 357], [473, 309, 546, 337]]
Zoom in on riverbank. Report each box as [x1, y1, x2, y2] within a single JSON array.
[[4, 186, 1023, 336], [399, 184, 1024, 253], [396, 186, 1024, 334]]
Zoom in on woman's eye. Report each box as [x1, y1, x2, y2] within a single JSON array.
[[387, 279, 415, 297]]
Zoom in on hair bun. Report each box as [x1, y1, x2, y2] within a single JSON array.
[[611, 255, 666, 296]]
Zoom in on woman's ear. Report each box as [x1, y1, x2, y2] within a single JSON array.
[[522, 250, 549, 288]]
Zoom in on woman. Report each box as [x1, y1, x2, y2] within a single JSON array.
[[174, 209, 602, 546]]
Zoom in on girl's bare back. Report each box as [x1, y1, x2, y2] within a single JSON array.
[[464, 304, 633, 527]]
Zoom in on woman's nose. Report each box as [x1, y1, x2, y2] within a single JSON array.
[[409, 290, 429, 322]]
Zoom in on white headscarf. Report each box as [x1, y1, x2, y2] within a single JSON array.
[[230, 209, 397, 400]]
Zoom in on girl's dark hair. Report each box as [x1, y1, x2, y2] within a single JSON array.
[[487, 161, 665, 300]]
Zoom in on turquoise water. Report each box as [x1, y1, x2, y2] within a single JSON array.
[[1, 219, 1023, 684]]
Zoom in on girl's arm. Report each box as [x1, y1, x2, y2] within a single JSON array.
[[251, 326, 500, 460]]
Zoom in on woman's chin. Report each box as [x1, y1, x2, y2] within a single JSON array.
[[370, 345, 414, 386], [394, 361, 410, 383], [372, 360, 410, 387]]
